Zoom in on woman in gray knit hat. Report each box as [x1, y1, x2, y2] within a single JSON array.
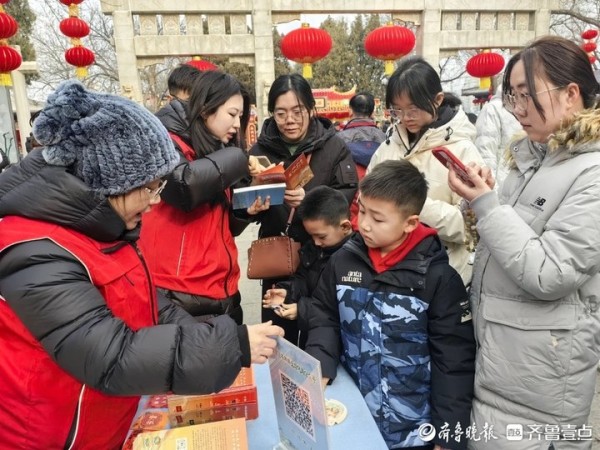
[[0, 80, 283, 449]]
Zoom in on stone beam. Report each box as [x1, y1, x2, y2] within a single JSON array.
[[440, 31, 537, 51], [134, 35, 255, 57]]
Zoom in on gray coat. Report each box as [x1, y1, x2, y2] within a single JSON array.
[[468, 109, 600, 449]]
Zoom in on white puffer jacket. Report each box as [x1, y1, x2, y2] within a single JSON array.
[[367, 106, 483, 284]]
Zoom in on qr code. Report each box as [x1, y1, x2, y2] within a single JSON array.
[[280, 372, 315, 438], [175, 438, 188, 450]]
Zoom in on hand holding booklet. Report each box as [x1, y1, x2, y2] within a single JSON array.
[[232, 154, 314, 210]]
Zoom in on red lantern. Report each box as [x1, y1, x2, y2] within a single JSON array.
[[582, 42, 597, 53], [0, 12, 17, 39], [0, 45, 21, 85], [590, 55, 597, 64], [60, 17, 90, 40], [280, 23, 332, 79], [365, 23, 416, 76], [65, 46, 94, 78], [581, 29, 599, 40], [466, 51, 505, 89], [186, 56, 217, 71]]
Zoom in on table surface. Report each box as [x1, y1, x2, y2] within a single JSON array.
[[247, 362, 387, 449]]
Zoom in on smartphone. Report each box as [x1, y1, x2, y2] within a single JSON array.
[[256, 155, 272, 168], [431, 147, 473, 186]]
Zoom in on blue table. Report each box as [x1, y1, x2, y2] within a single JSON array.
[[247, 362, 387, 449]]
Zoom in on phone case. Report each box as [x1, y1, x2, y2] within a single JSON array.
[[431, 147, 472, 184]]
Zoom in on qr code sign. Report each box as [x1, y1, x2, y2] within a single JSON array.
[[280, 372, 315, 438], [176, 437, 188, 450]]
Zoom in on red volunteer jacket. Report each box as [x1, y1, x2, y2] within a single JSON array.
[[139, 134, 240, 299], [0, 216, 156, 449]]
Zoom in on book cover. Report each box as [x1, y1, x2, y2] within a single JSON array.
[[232, 183, 286, 210], [253, 154, 314, 189], [168, 367, 257, 412], [269, 337, 331, 450], [169, 402, 258, 428], [132, 417, 248, 450], [284, 153, 314, 190]]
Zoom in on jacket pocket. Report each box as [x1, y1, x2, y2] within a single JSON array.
[[477, 298, 576, 414]]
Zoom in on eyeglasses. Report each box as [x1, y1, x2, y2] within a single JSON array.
[[144, 179, 167, 199], [503, 86, 564, 113], [273, 107, 306, 124], [385, 107, 421, 121]]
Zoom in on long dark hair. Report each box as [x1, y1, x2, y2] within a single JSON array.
[[386, 56, 444, 116], [188, 71, 251, 157], [267, 74, 316, 114], [503, 35, 600, 121]]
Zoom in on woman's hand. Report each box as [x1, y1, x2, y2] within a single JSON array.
[[448, 162, 493, 203], [247, 196, 271, 215], [284, 187, 305, 208], [274, 303, 298, 320], [262, 288, 287, 308], [247, 321, 285, 364], [248, 156, 276, 177]]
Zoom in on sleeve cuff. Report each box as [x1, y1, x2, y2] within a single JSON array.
[[237, 325, 251, 367], [470, 190, 501, 221]]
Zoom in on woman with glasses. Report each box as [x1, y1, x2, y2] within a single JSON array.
[[248, 73, 358, 345], [368, 56, 484, 284], [140, 70, 270, 325], [0, 81, 283, 449], [448, 36, 600, 449]]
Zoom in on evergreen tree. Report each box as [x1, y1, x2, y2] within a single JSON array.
[[5, 0, 36, 62]]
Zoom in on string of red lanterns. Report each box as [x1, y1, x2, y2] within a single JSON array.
[[364, 23, 416, 76], [581, 29, 598, 65], [280, 23, 332, 79], [466, 50, 505, 90], [0, 0, 22, 86], [59, 0, 94, 78]]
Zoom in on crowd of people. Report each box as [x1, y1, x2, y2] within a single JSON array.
[[0, 34, 599, 450]]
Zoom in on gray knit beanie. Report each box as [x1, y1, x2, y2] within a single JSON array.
[[33, 80, 179, 196]]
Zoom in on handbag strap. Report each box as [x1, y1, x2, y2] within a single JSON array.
[[283, 153, 312, 236]]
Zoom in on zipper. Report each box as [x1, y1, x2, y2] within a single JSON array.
[[64, 385, 85, 450], [132, 243, 158, 325], [221, 205, 232, 298]]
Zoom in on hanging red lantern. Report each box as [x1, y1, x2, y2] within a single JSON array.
[[0, 11, 17, 39], [186, 56, 217, 71], [581, 29, 599, 40], [59, 0, 94, 79], [60, 17, 90, 41], [0, 1, 20, 86], [65, 46, 94, 78], [581, 29, 598, 67], [280, 23, 332, 79], [364, 23, 416, 76], [0, 45, 21, 85], [466, 51, 505, 90]]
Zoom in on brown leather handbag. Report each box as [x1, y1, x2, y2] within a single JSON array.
[[247, 208, 301, 279]]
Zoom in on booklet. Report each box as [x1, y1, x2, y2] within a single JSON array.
[[232, 183, 286, 210], [254, 154, 314, 190], [269, 336, 331, 450]]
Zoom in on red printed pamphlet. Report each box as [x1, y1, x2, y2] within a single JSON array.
[[169, 402, 258, 428], [132, 417, 248, 450], [253, 154, 314, 189]]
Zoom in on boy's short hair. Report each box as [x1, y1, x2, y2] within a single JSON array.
[[298, 186, 350, 226], [168, 64, 202, 97], [360, 160, 428, 215]]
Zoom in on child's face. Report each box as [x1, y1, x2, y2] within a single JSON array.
[[357, 195, 418, 255], [303, 218, 351, 248]]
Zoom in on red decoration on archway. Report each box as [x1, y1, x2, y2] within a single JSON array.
[[466, 51, 505, 90], [0, 1, 20, 85], [280, 23, 332, 79], [59, 0, 94, 78], [186, 56, 217, 71], [581, 29, 599, 40], [364, 23, 416, 76]]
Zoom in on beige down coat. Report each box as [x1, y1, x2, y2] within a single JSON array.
[[468, 109, 600, 449], [367, 106, 483, 284]]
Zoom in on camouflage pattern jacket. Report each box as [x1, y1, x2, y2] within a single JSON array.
[[305, 233, 476, 449]]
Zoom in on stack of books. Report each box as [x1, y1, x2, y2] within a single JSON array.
[[122, 367, 257, 450]]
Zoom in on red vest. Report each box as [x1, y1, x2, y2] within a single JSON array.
[[0, 216, 157, 450], [139, 134, 240, 299]]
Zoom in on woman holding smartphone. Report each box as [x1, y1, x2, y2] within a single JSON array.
[[449, 36, 600, 448], [367, 56, 483, 284]]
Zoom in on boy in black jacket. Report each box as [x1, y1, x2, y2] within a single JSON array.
[[262, 186, 354, 349], [305, 160, 475, 450]]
